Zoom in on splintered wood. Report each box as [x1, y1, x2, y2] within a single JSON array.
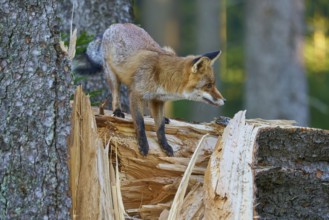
[[69, 87, 329, 219], [95, 109, 225, 220], [204, 111, 258, 219], [69, 86, 118, 220]]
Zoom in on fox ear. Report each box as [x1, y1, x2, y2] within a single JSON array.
[[192, 50, 222, 73], [203, 50, 221, 66], [192, 57, 208, 73]]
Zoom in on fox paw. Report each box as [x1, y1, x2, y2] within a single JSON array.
[[161, 143, 174, 157], [164, 117, 170, 124], [139, 144, 149, 156], [138, 136, 149, 156], [113, 109, 125, 118]]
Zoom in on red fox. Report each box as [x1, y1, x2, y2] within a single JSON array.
[[76, 23, 225, 156]]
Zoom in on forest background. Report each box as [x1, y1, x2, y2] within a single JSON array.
[[127, 0, 329, 129]]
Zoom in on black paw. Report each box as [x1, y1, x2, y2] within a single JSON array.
[[139, 143, 149, 156], [215, 116, 230, 126], [113, 108, 125, 118], [138, 135, 149, 156], [164, 117, 170, 124], [161, 143, 174, 157]]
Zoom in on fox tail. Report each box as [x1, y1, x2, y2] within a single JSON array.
[[73, 34, 104, 74]]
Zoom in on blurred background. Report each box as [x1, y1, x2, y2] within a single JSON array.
[[133, 0, 329, 129]]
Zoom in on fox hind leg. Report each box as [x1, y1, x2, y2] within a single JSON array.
[[150, 100, 174, 156], [104, 62, 124, 118], [130, 92, 149, 156]]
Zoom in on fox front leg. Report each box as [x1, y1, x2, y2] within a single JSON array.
[[130, 92, 149, 156], [150, 100, 174, 156]]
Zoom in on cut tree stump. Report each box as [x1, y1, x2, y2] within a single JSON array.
[[69, 87, 329, 219]]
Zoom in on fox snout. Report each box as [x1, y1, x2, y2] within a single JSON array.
[[202, 87, 225, 106], [213, 97, 226, 106], [202, 95, 225, 106]]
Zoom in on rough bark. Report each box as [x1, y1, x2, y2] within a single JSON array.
[[245, 0, 309, 126], [59, 0, 134, 35], [59, 0, 134, 112], [0, 1, 71, 219], [255, 127, 329, 219]]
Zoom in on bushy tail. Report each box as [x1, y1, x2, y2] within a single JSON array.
[[73, 35, 104, 74]]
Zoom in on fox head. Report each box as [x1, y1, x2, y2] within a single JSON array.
[[183, 50, 225, 106]]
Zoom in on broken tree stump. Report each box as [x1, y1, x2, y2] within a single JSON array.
[[68, 86, 124, 220], [95, 108, 224, 219], [69, 87, 329, 219]]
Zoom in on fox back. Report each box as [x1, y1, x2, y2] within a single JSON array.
[[102, 23, 174, 67]]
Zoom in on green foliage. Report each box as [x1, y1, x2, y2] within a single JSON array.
[[221, 1, 245, 118], [306, 0, 329, 18], [177, 0, 197, 55], [73, 75, 88, 85], [173, 100, 193, 121], [70, 73, 105, 106], [61, 31, 94, 55], [68, 32, 104, 105], [76, 32, 95, 54], [226, 0, 244, 45], [308, 74, 329, 129], [304, 0, 329, 129]]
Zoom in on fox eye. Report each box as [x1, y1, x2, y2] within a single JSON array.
[[206, 83, 212, 89]]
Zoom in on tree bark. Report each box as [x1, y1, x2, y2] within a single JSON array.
[[255, 126, 329, 219], [59, 0, 134, 35], [0, 1, 71, 219], [245, 0, 309, 126], [59, 0, 134, 112]]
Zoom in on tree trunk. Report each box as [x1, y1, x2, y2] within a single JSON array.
[[59, 0, 134, 35], [0, 1, 71, 219], [59, 0, 134, 112], [245, 0, 309, 126]]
